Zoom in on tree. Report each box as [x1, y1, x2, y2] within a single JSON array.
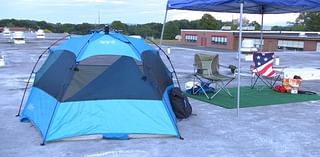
[[175, 19, 192, 29], [61, 23, 75, 33], [271, 26, 282, 31], [190, 20, 201, 29], [131, 24, 154, 38], [0, 14, 224, 39], [291, 24, 305, 31], [199, 14, 221, 30], [75, 23, 94, 34], [164, 21, 179, 40], [296, 12, 320, 31], [36, 21, 49, 29], [248, 21, 261, 30], [111, 21, 128, 33]]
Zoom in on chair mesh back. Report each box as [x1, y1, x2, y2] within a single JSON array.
[[252, 52, 277, 77], [211, 54, 219, 74], [194, 53, 219, 78]]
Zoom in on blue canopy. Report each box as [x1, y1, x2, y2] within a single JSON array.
[[163, 0, 320, 114], [167, 0, 320, 14]]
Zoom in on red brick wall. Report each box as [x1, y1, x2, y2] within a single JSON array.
[[206, 32, 235, 50], [304, 41, 317, 51], [181, 30, 320, 52], [181, 31, 201, 46], [262, 39, 278, 52], [181, 31, 235, 50]]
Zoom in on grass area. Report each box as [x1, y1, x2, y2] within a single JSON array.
[[186, 86, 320, 109]]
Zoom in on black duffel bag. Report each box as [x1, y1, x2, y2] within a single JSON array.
[[169, 87, 192, 119]]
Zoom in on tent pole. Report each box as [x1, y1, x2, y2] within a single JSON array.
[[260, 13, 264, 51], [237, 2, 244, 116], [16, 35, 70, 117], [160, 7, 168, 45], [41, 84, 68, 145], [148, 39, 182, 89]]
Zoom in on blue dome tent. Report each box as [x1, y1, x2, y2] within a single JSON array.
[[19, 31, 181, 144]]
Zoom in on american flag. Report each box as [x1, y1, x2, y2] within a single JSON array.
[[253, 52, 277, 77]]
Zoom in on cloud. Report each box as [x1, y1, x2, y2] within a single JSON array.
[[70, 0, 125, 3], [16, 0, 78, 7], [17, 0, 111, 7], [110, 0, 125, 5], [73, 0, 107, 3]]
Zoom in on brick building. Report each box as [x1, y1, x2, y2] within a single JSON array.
[[181, 29, 320, 52]]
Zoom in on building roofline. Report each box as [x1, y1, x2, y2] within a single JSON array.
[[181, 29, 320, 35]]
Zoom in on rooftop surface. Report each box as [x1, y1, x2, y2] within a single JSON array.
[[0, 33, 320, 157]]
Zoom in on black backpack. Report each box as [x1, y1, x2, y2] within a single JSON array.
[[169, 87, 192, 119]]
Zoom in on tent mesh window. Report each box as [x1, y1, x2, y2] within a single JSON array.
[[62, 55, 162, 102], [34, 51, 173, 102]]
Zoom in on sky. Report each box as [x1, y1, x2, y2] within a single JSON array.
[[0, 0, 299, 26]]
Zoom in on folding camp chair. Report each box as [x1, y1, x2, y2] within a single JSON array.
[[251, 52, 283, 89], [193, 53, 235, 99]]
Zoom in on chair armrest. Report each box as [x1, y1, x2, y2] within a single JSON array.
[[273, 66, 287, 73], [273, 66, 288, 69], [220, 64, 237, 74], [196, 68, 208, 74], [250, 64, 255, 70]]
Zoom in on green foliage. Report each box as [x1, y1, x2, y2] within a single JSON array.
[[163, 21, 179, 39], [199, 14, 222, 30], [4, 12, 319, 40], [291, 24, 305, 31], [295, 12, 320, 31], [111, 21, 128, 33], [74, 23, 93, 34], [304, 13, 320, 31], [174, 19, 193, 29], [248, 21, 261, 30], [271, 26, 282, 31], [127, 22, 162, 38]]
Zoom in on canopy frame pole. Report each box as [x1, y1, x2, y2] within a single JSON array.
[[160, 6, 169, 45], [237, 2, 244, 116], [260, 6, 264, 51]]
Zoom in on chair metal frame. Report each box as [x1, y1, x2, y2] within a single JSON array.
[[193, 53, 235, 99]]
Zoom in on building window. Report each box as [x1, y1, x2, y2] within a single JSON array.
[[185, 34, 197, 43], [211, 36, 228, 45], [278, 40, 304, 51]]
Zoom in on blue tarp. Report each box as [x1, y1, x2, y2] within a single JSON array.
[[167, 0, 320, 14]]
